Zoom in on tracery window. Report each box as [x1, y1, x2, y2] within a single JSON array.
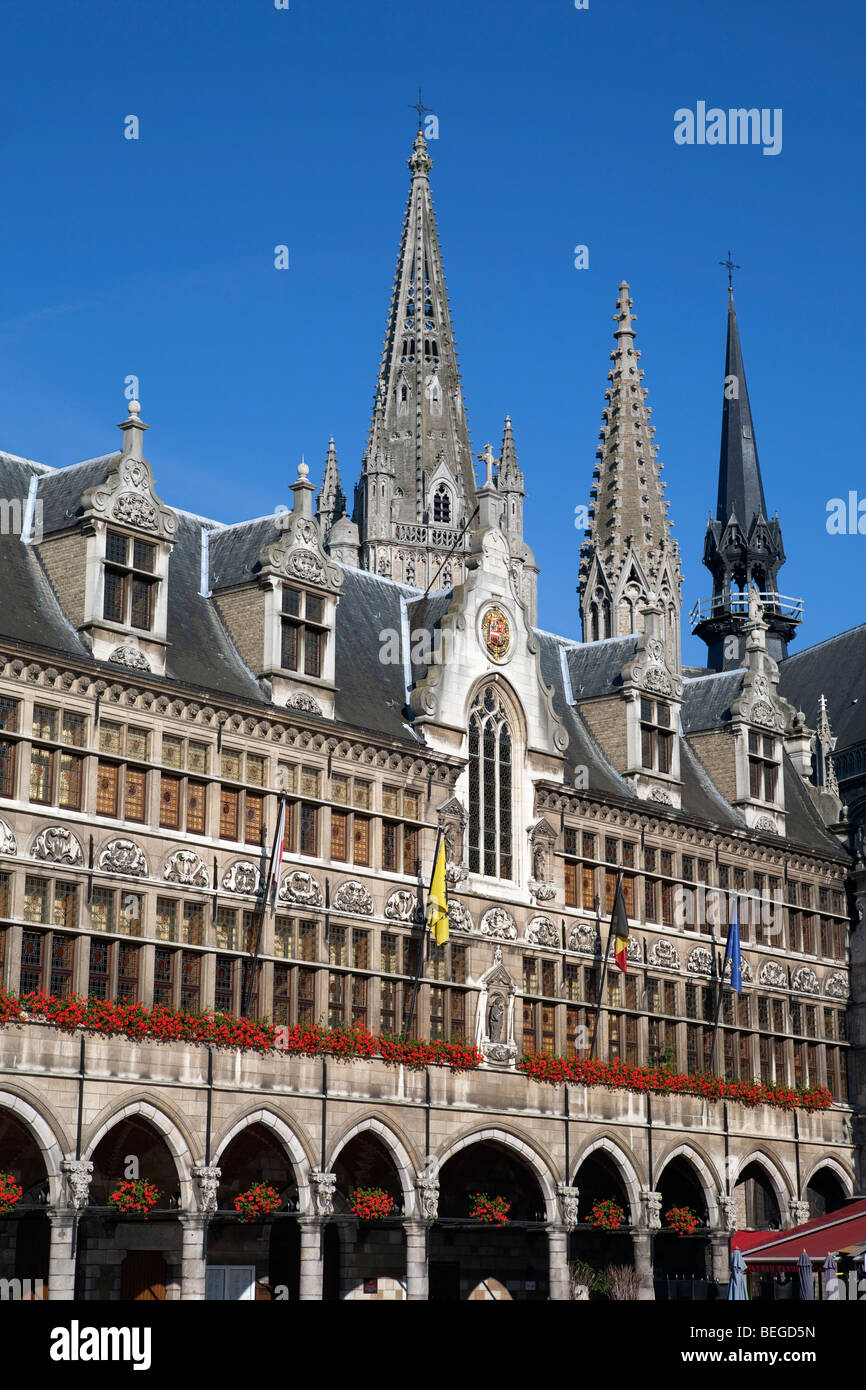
[[468, 684, 513, 880], [433, 484, 452, 523]]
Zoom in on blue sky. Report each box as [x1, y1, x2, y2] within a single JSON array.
[[1, 0, 863, 669]]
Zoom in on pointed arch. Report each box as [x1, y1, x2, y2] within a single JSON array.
[[327, 1114, 419, 1212], [801, 1155, 854, 1200], [655, 1142, 721, 1226], [213, 1108, 314, 1215], [82, 1097, 194, 1209], [432, 1125, 559, 1224], [0, 1091, 66, 1206], [572, 1134, 643, 1223], [730, 1148, 793, 1216]]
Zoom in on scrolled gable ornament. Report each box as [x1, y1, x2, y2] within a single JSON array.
[[448, 900, 473, 933], [478, 906, 517, 941], [385, 889, 421, 923], [648, 938, 681, 971], [164, 849, 210, 888], [791, 966, 819, 995], [759, 959, 787, 988], [525, 916, 559, 948], [97, 838, 148, 877], [332, 879, 374, 915], [824, 970, 849, 1001], [687, 946, 713, 977], [0, 819, 17, 856], [32, 826, 84, 867], [221, 861, 262, 896], [279, 870, 324, 907]]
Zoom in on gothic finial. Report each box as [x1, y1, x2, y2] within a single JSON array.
[[719, 250, 741, 293], [408, 129, 432, 178], [613, 280, 636, 338]]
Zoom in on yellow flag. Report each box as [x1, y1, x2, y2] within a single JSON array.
[[427, 836, 450, 946]]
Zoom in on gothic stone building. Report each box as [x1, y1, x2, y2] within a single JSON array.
[[0, 129, 863, 1303]]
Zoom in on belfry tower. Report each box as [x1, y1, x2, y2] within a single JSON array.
[[352, 128, 478, 589], [578, 281, 682, 666], [692, 288, 802, 670]]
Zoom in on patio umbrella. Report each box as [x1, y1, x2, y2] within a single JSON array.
[[727, 1247, 749, 1301], [797, 1250, 814, 1301], [821, 1253, 840, 1302]]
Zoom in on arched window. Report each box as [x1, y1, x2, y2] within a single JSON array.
[[468, 685, 513, 880], [433, 484, 452, 523]]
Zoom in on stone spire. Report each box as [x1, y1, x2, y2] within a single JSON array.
[[578, 281, 682, 665], [497, 415, 525, 542], [815, 693, 839, 796], [316, 438, 346, 540], [354, 129, 475, 588], [693, 290, 801, 671]]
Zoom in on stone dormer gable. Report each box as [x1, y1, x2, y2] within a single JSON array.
[[213, 461, 343, 719], [37, 401, 178, 678], [689, 588, 796, 835], [579, 593, 683, 809]]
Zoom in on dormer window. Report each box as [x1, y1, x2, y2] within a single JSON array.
[[748, 731, 779, 801], [640, 697, 673, 773], [281, 586, 326, 677], [103, 530, 158, 631]]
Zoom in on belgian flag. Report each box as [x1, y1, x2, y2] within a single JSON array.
[[612, 877, 630, 973]]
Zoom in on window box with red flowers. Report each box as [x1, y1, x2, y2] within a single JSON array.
[[234, 1183, 282, 1223], [588, 1198, 626, 1231], [108, 1179, 160, 1218], [664, 1205, 699, 1236], [0, 1172, 23, 1214], [349, 1187, 395, 1221], [470, 1193, 510, 1226]]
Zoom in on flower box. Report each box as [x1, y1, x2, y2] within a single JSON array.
[[234, 1183, 282, 1223], [349, 1187, 395, 1220], [470, 1193, 510, 1226], [108, 1179, 160, 1218]]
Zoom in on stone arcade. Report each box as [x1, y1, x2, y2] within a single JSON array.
[[0, 128, 864, 1302]]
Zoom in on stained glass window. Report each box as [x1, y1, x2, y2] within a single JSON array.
[[467, 685, 513, 880]]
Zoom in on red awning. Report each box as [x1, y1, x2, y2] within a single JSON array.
[[732, 1198, 866, 1270]]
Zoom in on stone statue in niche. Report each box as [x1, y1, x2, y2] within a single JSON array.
[[533, 846, 547, 883], [487, 994, 505, 1042]]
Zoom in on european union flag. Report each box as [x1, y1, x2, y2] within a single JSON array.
[[726, 905, 743, 995]]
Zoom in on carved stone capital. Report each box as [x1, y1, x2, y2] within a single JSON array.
[[61, 1159, 93, 1212], [192, 1164, 221, 1216], [415, 1176, 440, 1223], [310, 1170, 337, 1218], [789, 1199, 811, 1226], [640, 1189, 662, 1230], [718, 1193, 738, 1232], [557, 1185, 580, 1233]]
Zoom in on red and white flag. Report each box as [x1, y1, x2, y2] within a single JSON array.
[[267, 798, 288, 913]]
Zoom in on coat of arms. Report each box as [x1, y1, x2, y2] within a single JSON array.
[[481, 605, 511, 659]]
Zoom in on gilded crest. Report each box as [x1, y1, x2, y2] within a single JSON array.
[[481, 605, 511, 660]]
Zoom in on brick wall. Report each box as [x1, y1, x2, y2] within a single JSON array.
[[688, 729, 737, 803], [213, 585, 266, 675], [36, 532, 89, 629], [579, 695, 628, 772]]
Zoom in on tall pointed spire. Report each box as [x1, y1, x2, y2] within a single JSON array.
[[578, 281, 682, 665], [692, 289, 802, 671], [317, 438, 346, 540], [717, 290, 768, 527], [354, 129, 475, 588]]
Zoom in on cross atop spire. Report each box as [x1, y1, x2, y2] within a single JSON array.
[[409, 87, 431, 131], [719, 250, 741, 293]]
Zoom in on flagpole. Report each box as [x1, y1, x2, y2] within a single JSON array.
[[708, 911, 735, 1073], [589, 870, 622, 1061], [404, 827, 443, 1038], [240, 793, 286, 1019]]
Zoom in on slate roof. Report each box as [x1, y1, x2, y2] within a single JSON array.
[[779, 625, 866, 752], [0, 450, 851, 854]]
